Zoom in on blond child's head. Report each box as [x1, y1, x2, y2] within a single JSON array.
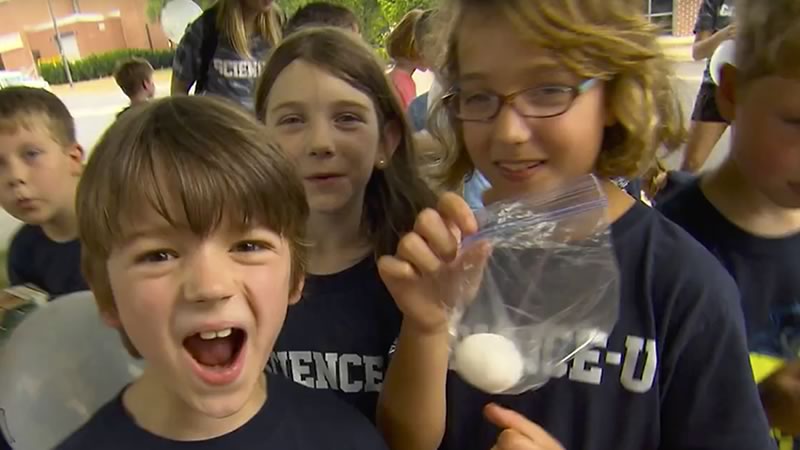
[[113, 57, 156, 102], [0, 87, 83, 228], [78, 95, 308, 418], [715, 0, 800, 208], [428, 0, 685, 200]]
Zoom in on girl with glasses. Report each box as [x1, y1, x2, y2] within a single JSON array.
[[375, 1, 773, 449]]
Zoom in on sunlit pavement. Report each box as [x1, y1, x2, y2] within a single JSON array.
[[0, 61, 727, 249]]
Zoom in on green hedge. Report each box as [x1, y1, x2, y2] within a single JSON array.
[[38, 49, 175, 85]]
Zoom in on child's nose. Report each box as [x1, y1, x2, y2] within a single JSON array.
[[307, 122, 335, 158], [181, 252, 235, 304], [5, 159, 28, 186], [492, 103, 533, 146]]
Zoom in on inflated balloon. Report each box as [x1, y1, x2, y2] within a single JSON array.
[[0, 291, 143, 450], [710, 40, 736, 85], [161, 0, 204, 43]]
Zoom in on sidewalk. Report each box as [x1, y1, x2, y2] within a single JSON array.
[[50, 69, 173, 97]]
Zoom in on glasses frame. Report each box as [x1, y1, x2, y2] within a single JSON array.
[[443, 78, 599, 123]]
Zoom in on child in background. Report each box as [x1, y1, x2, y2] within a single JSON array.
[[375, 0, 772, 449], [407, 9, 437, 133], [171, 0, 283, 111], [658, 0, 800, 446], [56, 96, 388, 449], [284, 2, 361, 36], [0, 87, 86, 297], [682, 0, 736, 173], [386, 9, 425, 109], [254, 27, 436, 422], [113, 57, 156, 117]]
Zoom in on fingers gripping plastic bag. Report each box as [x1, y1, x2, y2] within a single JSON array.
[[449, 175, 621, 395]]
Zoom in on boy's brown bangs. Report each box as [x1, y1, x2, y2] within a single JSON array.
[[0, 113, 67, 146], [110, 146, 295, 243], [78, 98, 308, 258]]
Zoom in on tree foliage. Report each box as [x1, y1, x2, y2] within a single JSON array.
[[146, 0, 436, 47]]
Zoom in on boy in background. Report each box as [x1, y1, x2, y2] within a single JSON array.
[[284, 2, 361, 36], [658, 0, 800, 446], [57, 96, 388, 449], [113, 57, 156, 117], [0, 87, 86, 298]]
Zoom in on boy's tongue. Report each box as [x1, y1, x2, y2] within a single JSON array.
[[184, 335, 235, 366]]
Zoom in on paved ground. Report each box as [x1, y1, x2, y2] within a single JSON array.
[[0, 60, 729, 249]]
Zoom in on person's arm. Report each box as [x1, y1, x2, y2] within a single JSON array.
[[692, 27, 735, 61], [758, 361, 800, 436], [376, 325, 450, 450], [170, 17, 203, 96], [691, 0, 735, 61], [377, 193, 479, 450], [170, 76, 192, 96]]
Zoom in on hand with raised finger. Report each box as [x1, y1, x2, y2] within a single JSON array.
[[760, 360, 800, 436], [485, 403, 565, 450], [378, 192, 488, 335]]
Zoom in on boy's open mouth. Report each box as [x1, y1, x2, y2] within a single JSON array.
[[183, 328, 246, 369]]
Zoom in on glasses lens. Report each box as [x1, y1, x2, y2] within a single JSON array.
[[455, 91, 498, 121], [516, 87, 573, 118]]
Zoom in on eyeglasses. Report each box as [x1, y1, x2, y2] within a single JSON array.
[[443, 78, 598, 122]]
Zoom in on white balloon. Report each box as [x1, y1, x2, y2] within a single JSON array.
[[453, 333, 524, 394], [710, 40, 736, 85], [161, 0, 204, 44], [0, 291, 143, 450]]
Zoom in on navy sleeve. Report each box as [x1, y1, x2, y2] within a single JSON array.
[[172, 17, 204, 84], [408, 93, 429, 132], [658, 249, 774, 450], [694, 0, 719, 34]]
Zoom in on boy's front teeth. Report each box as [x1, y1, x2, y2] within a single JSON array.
[[199, 328, 233, 340]]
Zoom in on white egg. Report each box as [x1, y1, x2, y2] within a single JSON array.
[[453, 333, 524, 394]]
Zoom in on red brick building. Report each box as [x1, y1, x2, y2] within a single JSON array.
[[646, 0, 703, 36], [0, 0, 170, 74]]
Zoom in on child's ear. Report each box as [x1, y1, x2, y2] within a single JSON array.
[[288, 276, 305, 306], [99, 306, 123, 329], [716, 64, 737, 122], [66, 144, 84, 175], [377, 120, 402, 169]]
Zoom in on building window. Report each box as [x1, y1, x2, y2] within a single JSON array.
[[644, 0, 674, 34]]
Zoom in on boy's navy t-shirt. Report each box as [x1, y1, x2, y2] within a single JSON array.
[[269, 257, 402, 422], [659, 181, 800, 448], [440, 202, 773, 450], [7, 225, 87, 296], [55, 373, 389, 450]]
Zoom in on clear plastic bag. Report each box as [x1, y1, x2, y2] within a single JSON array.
[[449, 175, 621, 394]]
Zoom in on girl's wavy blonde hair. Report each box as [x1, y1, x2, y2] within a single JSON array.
[[427, 0, 686, 190], [217, 0, 283, 57]]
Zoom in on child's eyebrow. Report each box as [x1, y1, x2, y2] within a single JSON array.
[[331, 100, 371, 112], [269, 100, 305, 112], [120, 224, 178, 241]]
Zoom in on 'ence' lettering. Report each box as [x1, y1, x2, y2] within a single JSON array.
[[269, 351, 385, 393]]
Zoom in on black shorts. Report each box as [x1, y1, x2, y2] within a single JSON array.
[[691, 82, 727, 123]]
